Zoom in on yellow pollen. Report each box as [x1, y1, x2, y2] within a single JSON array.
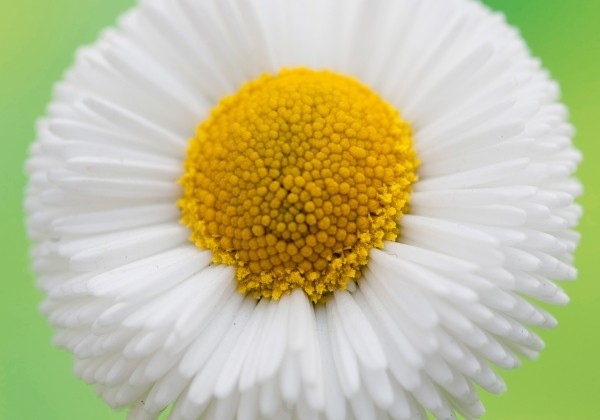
[[178, 68, 418, 302]]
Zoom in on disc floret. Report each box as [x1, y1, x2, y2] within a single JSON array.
[[179, 68, 417, 302]]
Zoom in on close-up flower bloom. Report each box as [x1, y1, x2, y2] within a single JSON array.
[[24, 0, 582, 418]]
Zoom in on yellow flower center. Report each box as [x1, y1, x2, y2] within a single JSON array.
[[178, 68, 418, 302]]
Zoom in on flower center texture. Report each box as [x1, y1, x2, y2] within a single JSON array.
[[179, 68, 418, 302]]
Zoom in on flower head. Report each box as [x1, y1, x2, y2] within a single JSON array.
[[26, 0, 581, 419]]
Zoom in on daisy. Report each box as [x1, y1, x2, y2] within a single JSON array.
[[25, 0, 582, 418]]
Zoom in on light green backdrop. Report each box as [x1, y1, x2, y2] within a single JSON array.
[[1, 0, 598, 419]]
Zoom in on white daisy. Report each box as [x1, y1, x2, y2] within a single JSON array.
[[25, 0, 582, 419]]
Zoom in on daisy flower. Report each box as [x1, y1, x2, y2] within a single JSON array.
[[25, 0, 582, 419]]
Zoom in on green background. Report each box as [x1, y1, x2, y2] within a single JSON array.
[[1, 0, 598, 418]]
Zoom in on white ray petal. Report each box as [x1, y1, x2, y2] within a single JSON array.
[[51, 203, 179, 236], [315, 306, 347, 420], [326, 298, 361, 398], [66, 225, 189, 272], [332, 291, 387, 371]]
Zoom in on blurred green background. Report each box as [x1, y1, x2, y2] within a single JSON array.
[[0, 0, 598, 419]]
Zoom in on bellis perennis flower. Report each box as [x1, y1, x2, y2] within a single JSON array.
[[25, 0, 581, 418]]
